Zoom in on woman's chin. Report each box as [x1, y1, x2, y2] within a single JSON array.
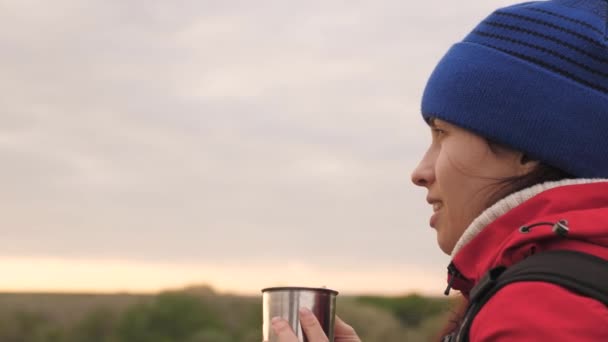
[[436, 235, 454, 255]]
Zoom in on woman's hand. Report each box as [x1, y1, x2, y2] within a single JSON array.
[[271, 308, 361, 342]]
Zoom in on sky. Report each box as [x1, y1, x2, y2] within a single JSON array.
[[0, 0, 516, 295]]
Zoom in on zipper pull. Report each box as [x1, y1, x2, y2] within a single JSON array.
[[444, 262, 459, 296], [444, 275, 456, 296]]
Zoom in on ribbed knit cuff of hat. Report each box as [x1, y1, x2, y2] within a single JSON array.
[[421, 0, 608, 178]]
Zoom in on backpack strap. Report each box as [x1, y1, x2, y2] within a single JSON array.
[[454, 250, 608, 342]]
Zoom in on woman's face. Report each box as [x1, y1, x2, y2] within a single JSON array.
[[411, 119, 532, 255]]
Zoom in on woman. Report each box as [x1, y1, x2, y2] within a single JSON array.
[[272, 0, 608, 340]]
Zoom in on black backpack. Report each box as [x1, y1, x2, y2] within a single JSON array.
[[443, 250, 608, 342]]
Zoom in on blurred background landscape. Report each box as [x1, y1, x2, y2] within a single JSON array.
[[0, 286, 455, 341], [1, 0, 509, 340]]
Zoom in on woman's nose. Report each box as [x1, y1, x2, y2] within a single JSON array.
[[411, 152, 435, 187]]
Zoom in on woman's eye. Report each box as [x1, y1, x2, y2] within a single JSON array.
[[432, 128, 446, 136]]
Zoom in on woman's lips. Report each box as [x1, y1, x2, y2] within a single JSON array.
[[430, 211, 439, 228], [430, 203, 442, 228]]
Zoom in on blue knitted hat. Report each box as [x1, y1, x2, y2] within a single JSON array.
[[421, 0, 608, 178]]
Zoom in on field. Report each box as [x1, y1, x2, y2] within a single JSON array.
[[0, 285, 456, 341]]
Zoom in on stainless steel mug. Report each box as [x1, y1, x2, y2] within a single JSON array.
[[262, 286, 338, 342]]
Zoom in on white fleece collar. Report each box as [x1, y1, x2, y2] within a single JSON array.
[[451, 178, 608, 258]]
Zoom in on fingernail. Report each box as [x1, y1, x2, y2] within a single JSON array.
[[299, 307, 312, 316], [271, 317, 285, 334]]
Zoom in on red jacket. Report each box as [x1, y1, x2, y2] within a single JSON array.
[[448, 180, 608, 341]]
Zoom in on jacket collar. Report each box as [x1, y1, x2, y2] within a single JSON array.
[[451, 178, 608, 258], [446, 178, 608, 295]]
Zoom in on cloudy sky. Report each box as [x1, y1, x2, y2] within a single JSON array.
[[0, 0, 514, 295]]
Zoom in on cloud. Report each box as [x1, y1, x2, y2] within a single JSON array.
[[0, 0, 516, 292]]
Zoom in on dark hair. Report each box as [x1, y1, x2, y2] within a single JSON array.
[[487, 160, 573, 206]]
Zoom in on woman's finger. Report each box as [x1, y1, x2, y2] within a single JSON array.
[[271, 317, 299, 342], [299, 308, 329, 342], [271, 311, 358, 342]]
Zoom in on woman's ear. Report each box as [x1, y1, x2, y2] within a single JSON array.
[[518, 154, 539, 175]]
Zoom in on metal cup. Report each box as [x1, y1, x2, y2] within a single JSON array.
[[262, 286, 339, 342]]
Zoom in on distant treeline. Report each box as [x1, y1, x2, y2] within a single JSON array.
[[0, 286, 455, 342]]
